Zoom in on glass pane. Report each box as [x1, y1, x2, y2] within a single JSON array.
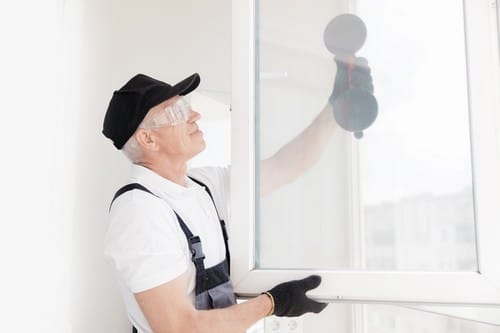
[[256, 0, 477, 270]]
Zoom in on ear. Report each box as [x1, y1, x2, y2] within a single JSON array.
[[135, 128, 160, 151]]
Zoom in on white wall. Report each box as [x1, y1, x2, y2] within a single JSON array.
[[1, 2, 72, 331], [0, 0, 230, 332]]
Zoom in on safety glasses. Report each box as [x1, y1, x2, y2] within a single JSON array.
[[141, 97, 191, 129]]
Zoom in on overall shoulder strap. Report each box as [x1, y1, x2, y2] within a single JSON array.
[[110, 180, 231, 274], [110, 182, 198, 242], [109, 183, 209, 295], [109, 183, 158, 209], [188, 176, 231, 274], [188, 176, 221, 219]]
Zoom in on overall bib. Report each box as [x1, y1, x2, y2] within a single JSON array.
[[110, 177, 236, 333]]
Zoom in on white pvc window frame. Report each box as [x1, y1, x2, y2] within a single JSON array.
[[231, 0, 500, 306]]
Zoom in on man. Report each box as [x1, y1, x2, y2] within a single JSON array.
[[103, 59, 373, 332]]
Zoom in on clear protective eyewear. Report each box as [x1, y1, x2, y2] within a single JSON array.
[[141, 97, 191, 129]]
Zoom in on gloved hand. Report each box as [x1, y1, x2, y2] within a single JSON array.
[[329, 56, 374, 106], [263, 275, 328, 317]]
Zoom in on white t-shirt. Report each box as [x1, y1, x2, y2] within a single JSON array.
[[104, 164, 230, 333]]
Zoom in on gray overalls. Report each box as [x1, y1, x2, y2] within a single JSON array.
[[110, 177, 236, 333]]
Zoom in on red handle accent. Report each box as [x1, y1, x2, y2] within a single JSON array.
[[346, 54, 356, 89]]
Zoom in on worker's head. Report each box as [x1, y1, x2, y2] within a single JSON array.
[[103, 73, 204, 163]]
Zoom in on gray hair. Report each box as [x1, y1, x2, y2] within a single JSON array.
[[122, 109, 159, 162], [121, 133, 143, 163]]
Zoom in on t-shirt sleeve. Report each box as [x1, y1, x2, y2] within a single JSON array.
[[104, 191, 190, 293]]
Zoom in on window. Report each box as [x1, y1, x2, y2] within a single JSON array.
[[231, 0, 500, 316]]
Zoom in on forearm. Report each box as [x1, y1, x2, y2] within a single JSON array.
[[138, 274, 326, 333], [260, 104, 337, 196], [194, 294, 272, 333]]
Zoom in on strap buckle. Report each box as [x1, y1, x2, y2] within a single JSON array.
[[189, 236, 206, 261]]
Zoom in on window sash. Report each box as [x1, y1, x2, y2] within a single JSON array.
[[230, 0, 500, 305]]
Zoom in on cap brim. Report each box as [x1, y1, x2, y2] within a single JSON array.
[[171, 73, 200, 97], [147, 73, 201, 111]]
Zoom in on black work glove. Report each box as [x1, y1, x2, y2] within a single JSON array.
[[329, 56, 374, 106], [264, 275, 328, 317]]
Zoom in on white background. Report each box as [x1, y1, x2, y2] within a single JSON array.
[[0, 0, 231, 331]]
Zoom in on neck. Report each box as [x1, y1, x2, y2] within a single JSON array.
[[138, 156, 189, 187]]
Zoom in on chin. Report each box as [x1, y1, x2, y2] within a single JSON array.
[[198, 140, 207, 153], [189, 140, 206, 159]]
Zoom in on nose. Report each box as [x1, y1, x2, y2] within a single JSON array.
[[188, 109, 201, 123]]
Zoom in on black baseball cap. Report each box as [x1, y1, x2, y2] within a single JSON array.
[[103, 73, 200, 149]]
